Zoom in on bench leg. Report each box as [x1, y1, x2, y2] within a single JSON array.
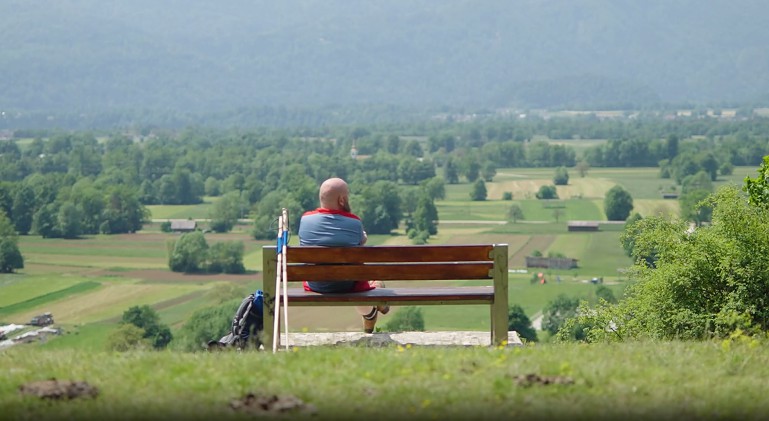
[[491, 244, 509, 346], [491, 301, 508, 346]]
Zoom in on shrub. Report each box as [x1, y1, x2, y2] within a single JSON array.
[[535, 185, 558, 200], [502, 192, 513, 201], [573, 185, 769, 342], [553, 166, 569, 185], [120, 305, 173, 349], [507, 304, 538, 342], [384, 307, 425, 332], [604, 185, 634, 221]]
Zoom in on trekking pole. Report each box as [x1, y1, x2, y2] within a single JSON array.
[[272, 213, 284, 354], [280, 208, 290, 350]]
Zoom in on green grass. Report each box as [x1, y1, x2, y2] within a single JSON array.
[[145, 196, 219, 220], [0, 282, 101, 318], [2, 340, 769, 419], [0, 274, 87, 307], [36, 322, 114, 352]]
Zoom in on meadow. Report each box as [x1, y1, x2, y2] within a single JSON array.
[[2, 339, 768, 420], [0, 166, 758, 349]]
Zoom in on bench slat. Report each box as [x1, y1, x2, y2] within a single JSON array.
[[286, 262, 493, 281], [286, 287, 494, 304], [284, 245, 493, 263]]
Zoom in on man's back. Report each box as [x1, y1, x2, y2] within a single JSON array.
[[298, 208, 365, 293]]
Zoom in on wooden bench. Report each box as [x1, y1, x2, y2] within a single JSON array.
[[261, 243, 509, 349]]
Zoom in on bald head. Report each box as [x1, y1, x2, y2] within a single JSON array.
[[319, 178, 351, 211]]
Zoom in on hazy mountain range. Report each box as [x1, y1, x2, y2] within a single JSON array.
[[2, 0, 768, 117]]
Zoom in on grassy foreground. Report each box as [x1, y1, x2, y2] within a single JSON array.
[[2, 339, 768, 420]]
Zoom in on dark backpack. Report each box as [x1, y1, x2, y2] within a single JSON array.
[[207, 290, 264, 350]]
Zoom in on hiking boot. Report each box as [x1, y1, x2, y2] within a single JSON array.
[[363, 308, 378, 333]]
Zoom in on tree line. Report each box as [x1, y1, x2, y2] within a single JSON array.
[[0, 115, 768, 245]]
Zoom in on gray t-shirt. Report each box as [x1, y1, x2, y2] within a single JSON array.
[[298, 208, 365, 292]]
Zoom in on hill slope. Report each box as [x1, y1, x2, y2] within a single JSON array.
[[1, 0, 768, 114]]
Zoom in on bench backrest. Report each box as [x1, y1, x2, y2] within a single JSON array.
[[263, 244, 508, 283]]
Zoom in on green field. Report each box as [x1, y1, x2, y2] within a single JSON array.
[[0, 166, 757, 350]]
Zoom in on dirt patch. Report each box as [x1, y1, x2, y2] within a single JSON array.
[[512, 373, 575, 387], [19, 379, 99, 400], [230, 393, 317, 416]]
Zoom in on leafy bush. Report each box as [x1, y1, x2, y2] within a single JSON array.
[[553, 166, 569, 185], [542, 294, 579, 336], [175, 298, 241, 352], [535, 185, 558, 200], [507, 304, 537, 342], [384, 307, 425, 332], [604, 185, 634, 221], [470, 179, 487, 201], [569, 185, 769, 342], [119, 305, 173, 349], [502, 191, 513, 201]]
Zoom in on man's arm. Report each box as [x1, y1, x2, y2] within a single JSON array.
[[361, 230, 368, 245]]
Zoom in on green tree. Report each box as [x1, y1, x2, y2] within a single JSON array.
[[681, 171, 713, 194], [507, 304, 538, 342], [595, 285, 617, 304], [398, 157, 435, 185], [463, 157, 481, 183], [621, 212, 643, 258], [209, 191, 243, 233], [359, 181, 402, 235], [421, 177, 445, 201], [204, 177, 221, 196], [168, 231, 209, 273], [443, 157, 460, 184], [542, 294, 580, 336], [120, 305, 173, 349], [207, 241, 246, 274], [57, 202, 83, 239], [553, 166, 569, 185], [413, 194, 438, 236], [384, 307, 425, 332], [506, 203, 524, 223], [680, 189, 712, 226], [697, 151, 719, 181], [11, 184, 35, 235], [481, 162, 497, 182], [575, 160, 590, 177], [403, 140, 423, 158], [719, 162, 734, 176], [535, 185, 558, 200], [100, 186, 148, 234], [0, 211, 23, 273], [32, 203, 60, 238], [470, 179, 487, 201], [604, 185, 634, 221], [576, 186, 769, 342], [106, 323, 150, 352], [744, 155, 769, 209]]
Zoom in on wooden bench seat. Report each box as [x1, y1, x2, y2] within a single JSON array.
[[262, 244, 509, 348]]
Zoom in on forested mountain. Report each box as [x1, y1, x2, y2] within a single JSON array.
[[2, 0, 769, 125]]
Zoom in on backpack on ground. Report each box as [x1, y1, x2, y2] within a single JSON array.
[[207, 290, 264, 351]]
